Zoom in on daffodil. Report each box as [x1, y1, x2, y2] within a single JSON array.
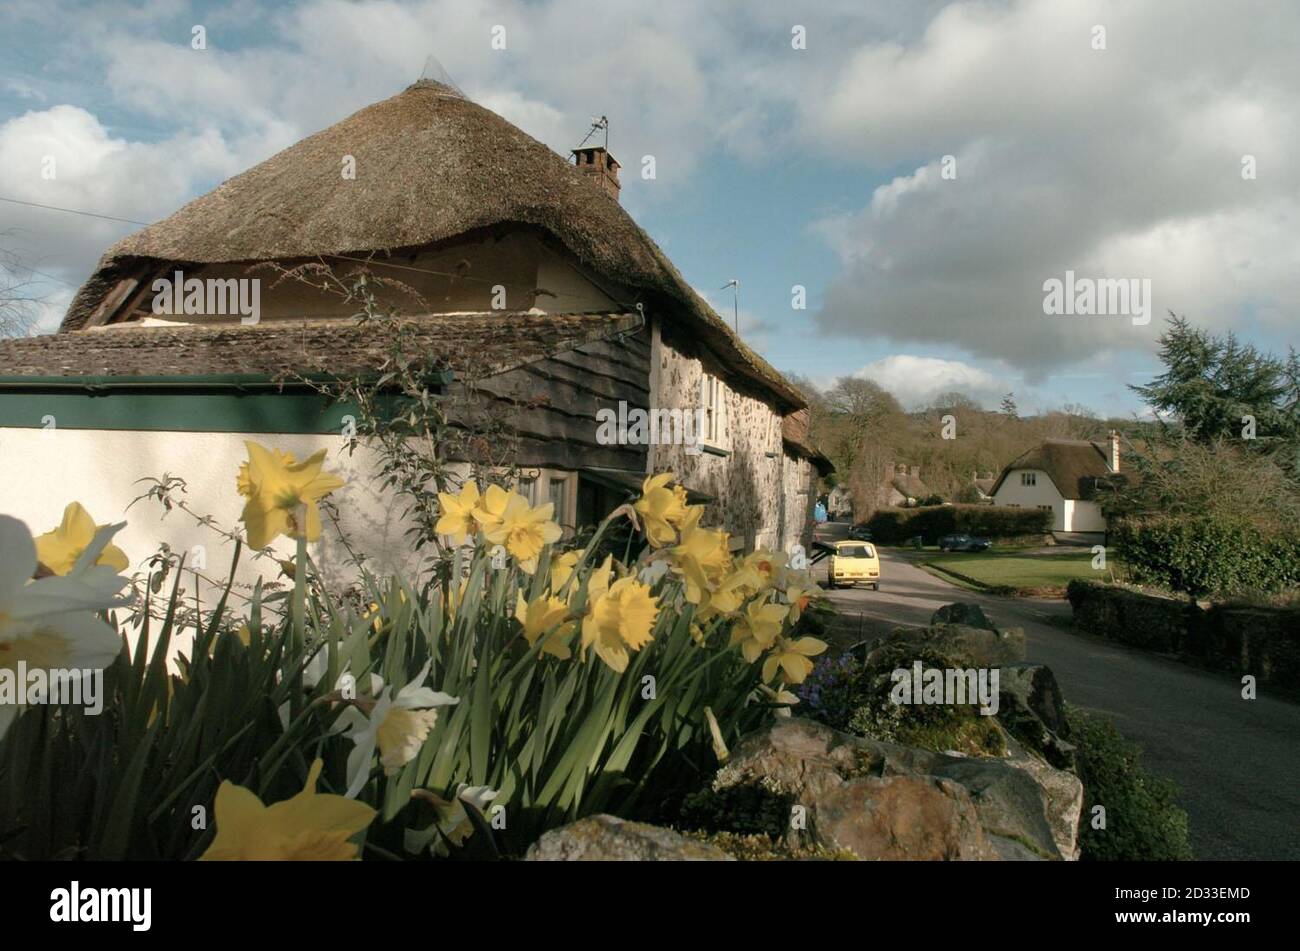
[[581, 574, 659, 673], [235, 441, 345, 550], [32, 502, 129, 576], [728, 599, 788, 663], [435, 480, 482, 544], [783, 584, 818, 624], [761, 636, 828, 685], [515, 591, 574, 659], [549, 550, 580, 592], [0, 515, 128, 740], [199, 758, 376, 860], [482, 493, 562, 573], [670, 508, 732, 605], [335, 660, 459, 797], [704, 706, 729, 762], [470, 483, 514, 535], [754, 682, 800, 717], [738, 549, 786, 589], [707, 564, 764, 614], [634, 472, 689, 547], [404, 784, 500, 857]]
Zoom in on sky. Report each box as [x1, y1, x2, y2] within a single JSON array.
[[1, 0, 1297, 418]]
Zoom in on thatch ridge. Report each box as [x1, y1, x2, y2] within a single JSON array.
[[57, 81, 803, 409]]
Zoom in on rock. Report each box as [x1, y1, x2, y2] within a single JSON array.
[[525, 815, 734, 861], [997, 663, 1077, 769], [811, 774, 997, 860], [716, 718, 1080, 861], [931, 602, 994, 630], [1002, 738, 1084, 861], [866, 624, 1026, 668], [924, 754, 1064, 859]]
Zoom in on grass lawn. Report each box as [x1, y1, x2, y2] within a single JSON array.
[[921, 549, 1108, 595]]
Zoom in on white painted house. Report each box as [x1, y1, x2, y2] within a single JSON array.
[[989, 433, 1119, 534]]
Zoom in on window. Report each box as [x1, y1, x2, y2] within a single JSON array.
[[1020, 472, 1037, 486], [700, 373, 726, 445], [517, 476, 538, 504], [1037, 504, 1053, 512], [548, 476, 569, 528]]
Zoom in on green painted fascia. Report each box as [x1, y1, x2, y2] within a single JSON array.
[[0, 372, 452, 434]]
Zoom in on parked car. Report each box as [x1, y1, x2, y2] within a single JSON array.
[[827, 540, 881, 590], [938, 533, 991, 552], [848, 524, 873, 541]]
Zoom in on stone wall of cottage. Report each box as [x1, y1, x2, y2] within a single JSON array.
[[781, 451, 815, 552], [652, 324, 803, 554]]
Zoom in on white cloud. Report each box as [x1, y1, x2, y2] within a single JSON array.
[[0, 105, 241, 284], [850, 354, 1010, 409], [804, 0, 1300, 371]]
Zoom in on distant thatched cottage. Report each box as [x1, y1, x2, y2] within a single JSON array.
[[989, 434, 1119, 534], [0, 80, 829, 588]]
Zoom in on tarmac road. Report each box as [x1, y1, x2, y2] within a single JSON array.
[[813, 536, 1300, 861]]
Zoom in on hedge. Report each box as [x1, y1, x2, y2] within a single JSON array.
[[864, 505, 1053, 545], [1110, 515, 1300, 598]]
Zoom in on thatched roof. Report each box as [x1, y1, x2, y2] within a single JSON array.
[[990, 439, 1113, 499], [0, 312, 639, 381], [57, 80, 803, 409]]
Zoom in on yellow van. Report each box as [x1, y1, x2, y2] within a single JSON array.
[[827, 540, 881, 590]]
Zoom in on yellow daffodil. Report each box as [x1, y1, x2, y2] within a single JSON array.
[[761, 636, 828, 685], [739, 549, 786, 589], [670, 508, 732, 605], [435, 480, 482, 544], [470, 483, 514, 534], [728, 599, 788, 663], [634, 472, 689, 547], [515, 591, 574, 659], [549, 550, 580, 591], [482, 493, 562, 573], [581, 575, 659, 673], [708, 564, 765, 614], [235, 441, 345, 550], [199, 758, 376, 860], [783, 584, 818, 624], [33, 502, 129, 576]]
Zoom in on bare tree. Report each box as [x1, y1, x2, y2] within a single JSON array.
[[0, 236, 39, 337]]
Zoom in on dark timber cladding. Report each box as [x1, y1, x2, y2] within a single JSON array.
[[451, 323, 651, 472]]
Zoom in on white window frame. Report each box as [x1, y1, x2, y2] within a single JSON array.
[[699, 372, 728, 450], [1020, 471, 1037, 486]]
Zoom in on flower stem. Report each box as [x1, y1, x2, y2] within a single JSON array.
[[291, 528, 307, 718]]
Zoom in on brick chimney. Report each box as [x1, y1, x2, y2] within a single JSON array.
[[1108, 430, 1120, 472], [572, 146, 621, 201]]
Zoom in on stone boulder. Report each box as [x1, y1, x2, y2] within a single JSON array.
[[715, 717, 1080, 861], [996, 663, 1077, 769], [857, 624, 1026, 668], [525, 815, 734, 861], [931, 602, 994, 630]]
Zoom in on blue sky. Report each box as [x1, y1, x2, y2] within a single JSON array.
[[2, 0, 1297, 417]]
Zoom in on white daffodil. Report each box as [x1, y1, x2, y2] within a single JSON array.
[[335, 660, 458, 798], [403, 783, 500, 857], [0, 515, 129, 739], [754, 682, 801, 718]]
